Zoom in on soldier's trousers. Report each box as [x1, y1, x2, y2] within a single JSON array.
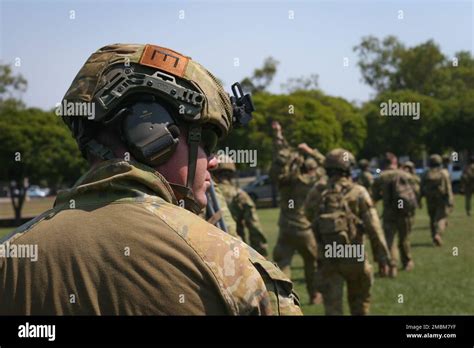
[[383, 216, 413, 268], [465, 188, 472, 215], [427, 201, 449, 238], [273, 229, 318, 298], [315, 259, 373, 315]]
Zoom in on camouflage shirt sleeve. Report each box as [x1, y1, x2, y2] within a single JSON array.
[[270, 131, 294, 184], [235, 190, 267, 245], [309, 148, 326, 167], [168, 208, 303, 315], [304, 183, 322, 224], [356, 187, 390, 264], [442, 170, 454, 206]]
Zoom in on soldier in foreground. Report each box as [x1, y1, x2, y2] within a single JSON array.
[[357, 159, 374, 197], [372, 153, 417, 277], [305, 149, 390, 315], [421, 154, 454, 246], [270, 120, 323, 304], [461, 155, 474, 216], [211, 155, 268, 256], [0, 44, 301, 315]]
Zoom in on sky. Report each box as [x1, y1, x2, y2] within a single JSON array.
[[0, 0, 472, 109]]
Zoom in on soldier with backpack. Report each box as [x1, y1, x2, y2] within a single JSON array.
[[305, 149, 390, 315], [421, 154, 454, 246], [372, 153, 418, 277], [401, 161, 422, 225], [461, 155, 474, 217]]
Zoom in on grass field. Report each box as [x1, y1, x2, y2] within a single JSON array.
[[0, 195, 472, 315]]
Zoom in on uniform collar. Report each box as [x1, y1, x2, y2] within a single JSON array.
[[55, 159, 201, 214]]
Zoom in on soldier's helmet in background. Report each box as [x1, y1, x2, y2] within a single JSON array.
[[324, 148, 356, 172], [358, 159, 369, 170], [215, 154, 237, 173], [429, 154, 443, 167]]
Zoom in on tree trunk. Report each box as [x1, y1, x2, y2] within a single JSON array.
[[9, 179, 27, 226]]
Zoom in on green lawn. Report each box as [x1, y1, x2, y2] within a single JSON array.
[[1, 195, 472, 315], [259, 195, 474, 315]]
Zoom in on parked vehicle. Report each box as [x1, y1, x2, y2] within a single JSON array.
[[243, 175, 276, 203], [27, 185, 50, 198]]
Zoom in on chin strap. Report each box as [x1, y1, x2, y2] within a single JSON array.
[[186, 124, 202, 188]]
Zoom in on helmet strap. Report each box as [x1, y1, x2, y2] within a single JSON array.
[[186, 124, 202, 189]]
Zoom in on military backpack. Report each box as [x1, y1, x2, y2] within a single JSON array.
[[391, 173, 417, 215], [313, 184, 360, 246]]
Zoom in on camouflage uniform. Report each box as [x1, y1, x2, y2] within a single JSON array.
[[218, 179, 268, 256], [402, 161, 422, 225], [421, 155, 454, 245], [201, 182, 239, 238], [461, 162, 474, 216], [357, 159, 374, 197], [372, 168, 416, 271], [270, 132, 322, 300], [0, 161, 301, 315], [0, 44, 301, 315], [306, 174, 390, 315]]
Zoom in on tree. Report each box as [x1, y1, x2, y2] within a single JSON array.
[[0, 107, 87, 224], [240, 57, 279, 94], [353, 35, 405, 93], [359, 90, 443, 158], [291, 90, 367, 154], [281, 74, 319, 94], [220, 92, 359, 170], [0, 65, 87, 224], [0, 64, 27, 109]]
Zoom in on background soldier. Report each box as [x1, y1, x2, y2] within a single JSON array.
[[461, 155, 474, 216], [402, 161, 422, 211], [305, 149, 390, 315], [212, 155, 269, 256], [0, 44, 301, 315], [372, 153, 417, 277], [421, 154, 454, 246], [270, 120, 322, 304], [357, 159, 374, 197], [203, 180, 239, 238]]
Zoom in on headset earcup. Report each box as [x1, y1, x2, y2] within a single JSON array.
[[122, 101, 180, 166]]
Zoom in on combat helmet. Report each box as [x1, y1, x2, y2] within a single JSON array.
[[61, 43, 254, 191], [358, 159, 369, 170], [325, 148, 355, 173], [402, 161, 415, 173], [215, 154, 236, 173], [429, 154, 443, 167]]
